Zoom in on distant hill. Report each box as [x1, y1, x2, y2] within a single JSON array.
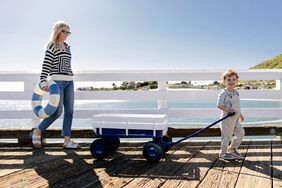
[[251, 54, 282, 69]]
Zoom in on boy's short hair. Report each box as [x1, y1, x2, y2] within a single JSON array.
[[222, 69, 239, 81]]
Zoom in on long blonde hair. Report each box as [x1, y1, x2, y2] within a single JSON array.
[[46, 20, 70, 49]]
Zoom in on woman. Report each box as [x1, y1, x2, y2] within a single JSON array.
[[32, 21, 80, 149]]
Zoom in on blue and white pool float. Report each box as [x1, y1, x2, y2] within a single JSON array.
[[31, 80, 60, 119]]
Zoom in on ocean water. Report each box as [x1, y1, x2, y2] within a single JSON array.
[[0, 99, 281, 129]]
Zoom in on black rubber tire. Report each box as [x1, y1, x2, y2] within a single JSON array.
[[161, 135, 172, 153], [143, 141, 164, 163], [90, 139, 109, 160], [103, 136, 120, 152]]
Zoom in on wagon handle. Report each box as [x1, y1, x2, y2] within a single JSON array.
[[164, 112, 236, 147]]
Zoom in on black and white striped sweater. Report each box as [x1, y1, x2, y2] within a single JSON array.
[[40, 43, 73, 86]]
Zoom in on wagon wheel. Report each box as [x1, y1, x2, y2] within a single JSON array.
[[90, 139, 109, 160], [143, 141, 164, 163], [161, 135, 172, 153], [103, 136, 120, 152]]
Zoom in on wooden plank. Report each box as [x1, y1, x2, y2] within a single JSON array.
[[0, 142, 143, 187], [122, 141, 209, 188], [55, 141, 210, 188], [272, 140, 282, 188], [0, 151, 92, 187], [51, 142, 147, 187], [0, 140, 280, 187], [0, 143, 42, 177], [160, 141, 221, 188], [0, 157, 27, 176], [21, 143, 140, 187], [235, 141, 272, 188], [96, 141, 196, 188], [0, 143, 89, 177], [197, 141, 250, 188], [71, 141, 189, 188], [1, 125, 281, 141]]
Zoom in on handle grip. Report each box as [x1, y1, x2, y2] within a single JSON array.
[[227, 112, 236, 116]]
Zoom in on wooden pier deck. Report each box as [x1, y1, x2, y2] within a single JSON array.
[[0, 140, 281, 188]]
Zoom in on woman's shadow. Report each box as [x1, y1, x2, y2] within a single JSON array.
[[28, 143, 103, 187]]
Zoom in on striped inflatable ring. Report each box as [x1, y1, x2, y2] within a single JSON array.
[[31, 80, 60, 119]]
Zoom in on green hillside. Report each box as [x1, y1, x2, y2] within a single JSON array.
[[251, 54, 282, 69]]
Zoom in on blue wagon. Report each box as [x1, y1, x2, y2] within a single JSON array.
[[90, 112, 235, 163]]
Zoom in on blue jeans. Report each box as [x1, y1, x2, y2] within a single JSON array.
[[38, 80, 74, 136]]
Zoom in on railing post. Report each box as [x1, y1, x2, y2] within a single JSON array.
[[279, 78, 282, 140], [275, 78, 281, 103], [25, 81, 40, 129], [21, 81, 40, 144], [158, 81, 168, 109], [276, 80, 281, 90]]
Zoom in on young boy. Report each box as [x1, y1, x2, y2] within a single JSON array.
[[217, 69, 245, 160]]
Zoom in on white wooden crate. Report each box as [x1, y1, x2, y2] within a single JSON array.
[[93, 113, 168, 137]]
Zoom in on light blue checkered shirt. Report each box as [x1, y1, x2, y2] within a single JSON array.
[[217, 89, 240, 109]]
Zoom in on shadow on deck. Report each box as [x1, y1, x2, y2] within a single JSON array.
[[0, 140, 281, 188]]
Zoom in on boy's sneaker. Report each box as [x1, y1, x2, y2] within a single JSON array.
[[228, 148, 244, 159], [219, 153, 236, 160]]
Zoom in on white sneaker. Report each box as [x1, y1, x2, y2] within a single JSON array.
[[219, 153, 236, 160], [30, 132, 42, 149], [228, 148, 244, 159], [63, 140, 81, 149]]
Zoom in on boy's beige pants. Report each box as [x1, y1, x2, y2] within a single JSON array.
[[219, 95, 245, 155]]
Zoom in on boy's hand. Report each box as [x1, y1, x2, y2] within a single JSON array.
[[228, 109, 235, 113], [240, 114, 244, 122]]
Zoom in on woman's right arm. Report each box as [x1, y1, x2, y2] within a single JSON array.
[[40, 44, 55, 91]]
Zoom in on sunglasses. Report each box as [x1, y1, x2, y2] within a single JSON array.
[[62, 30, 71, 36]]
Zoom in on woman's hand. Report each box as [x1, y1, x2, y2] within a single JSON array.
[[40, 82, 49, 92], [41, 86, 49, 92], [240, 113, 245, 122]]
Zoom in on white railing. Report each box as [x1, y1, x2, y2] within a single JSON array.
[[0, 70, 281, 128]]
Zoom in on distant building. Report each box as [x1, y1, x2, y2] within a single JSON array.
[[174, 83, 193, 88]]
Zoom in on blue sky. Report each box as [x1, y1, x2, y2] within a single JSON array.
[[0, 0, 282, 71]]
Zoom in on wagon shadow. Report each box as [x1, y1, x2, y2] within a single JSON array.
[[101, 141, 282, 181]]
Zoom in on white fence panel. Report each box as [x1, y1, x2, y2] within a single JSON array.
[[0, 70, 281, 128]]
